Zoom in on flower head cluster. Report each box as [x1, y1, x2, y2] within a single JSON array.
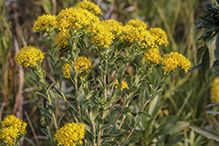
[[54, 122, 86, 146], [0, 115, 27, 146], [149, 27, 168, 47], [115, 80, 129, 91], [55, 31, 71, 50], [75, 56, 92, 73], [104, 19, 123, 38], [62, 56, 92, 78], [15, 46, 44, 67], [33, 14, 57, 32], [86, 20, 114, 48], [62, 60, 74, 78], [144, 48, 161, 65], [161, 52, 192, 74], [210, 76, 219, 103], [121, 19, 156, 48], [56, 7, 99, 32], [75, 0, 102, 15]]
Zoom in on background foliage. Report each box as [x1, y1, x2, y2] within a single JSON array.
[[1, 0, 219, 145]]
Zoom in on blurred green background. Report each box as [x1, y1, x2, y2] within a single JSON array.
[[1, 0, 219, 145]]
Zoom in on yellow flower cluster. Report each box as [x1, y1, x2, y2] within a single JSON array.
[[144, 48, 161, 65], [62, 56, 92, 78], [115, 79, 129, 91], [75, 0, 102, 15], [0, 115, 27, 146], [55, 31, 71, 50], [149, 27, 168, 47], [33, 14, 57, 32], [121, 19, 156, 48], [104, 19, 123, 38], [75, 56, 92, 73], [54, 122, 86, 146], [161, 52, 192, 74], [56, 7, 99, 31], [62, 60, 74, 78], [15, 46, 44, 67], [86, 20, 115, 48], [210, 76, 219, 103]]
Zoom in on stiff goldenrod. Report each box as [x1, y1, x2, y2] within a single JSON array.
[[75, 56, 92, 73], [75, 0, 102, 15], [54, 122, 86, 146], [0, 115, 27, 146], [62, 56, 92, 78], [33, 14, 57, 32], [115, 79, 129, 91], [15, 46, 44, 67], [86, 20, 114, 48], [161, 52, 192, 74], [121, 19, 156, 48], [55, 31, 71, 50], [56, 7, 99, 32], [210, 76, 219, 102], [149, 27, 168, 47], [144, 48, 161, 65]]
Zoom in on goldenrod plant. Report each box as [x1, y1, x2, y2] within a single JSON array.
[[0, 115, 27, 146], [14, 0, 191, 145]]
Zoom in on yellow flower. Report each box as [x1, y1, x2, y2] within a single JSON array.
[[62, 57, 92, 78], [210, 77, 219, 103], [121, 19, 155, 48], [121, 80, 129, 90], [56, 7, 99, 31], [104, 19, 123, 37], [115, 79, 119, 89], [15, 46, 44, 67], [54, 122, 86, 146], [75, 56, 92, 73], [62, 60, 73, 78], [0, 115, 27, 146], [149, 27, 168, 47], [33, 14, 57, 32], [75, 0, 102, 15], [161, 52, 192, 74], [144, 48, 161, 65], [86, 20, 115, 48], [115, 79, 129, 91], [55, 31, 71, 50]]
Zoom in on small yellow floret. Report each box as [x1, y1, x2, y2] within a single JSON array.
[[75, 0, 102, 15], [210, 77, 219, 103]]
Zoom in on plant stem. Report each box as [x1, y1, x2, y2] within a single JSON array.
[[123, 95, 152, 143], [106, 93, 134, 134]]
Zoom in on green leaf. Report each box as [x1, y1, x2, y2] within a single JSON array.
[[206, 32, 219, 68], [138, 111, 153, 119], [127, 136, 139, 144], [197, 45, 207, 64], [28, 100, 40, 108], [206, 110, 219, 115], [201, 49, 210, 84], [99, 143, 111, 146], [157, 121, 189, 135], [58, 113, 65, 129], [35, 92, 48, 100], [90, 105, 99, 122], [41, 128, 50, 138], [189, 125, 219, 142], [110, 90, 122, 104]]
